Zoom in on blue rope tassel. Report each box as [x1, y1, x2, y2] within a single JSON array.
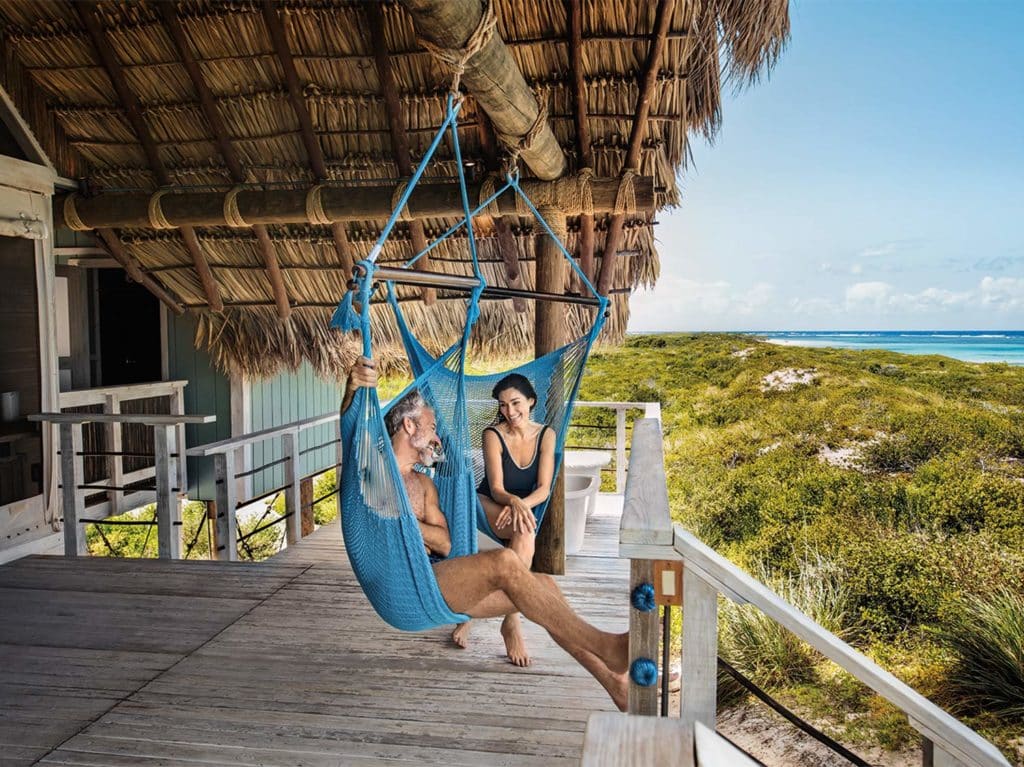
[[630, 658, 659, 687], [631, 582, 657, 612]]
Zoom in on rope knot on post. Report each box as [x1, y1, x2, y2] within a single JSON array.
[[63, 193, 89, 232], [629, 657, 659, 687], [417, 0, 497, 94], [305, 184, 333, 226], [614, 168, 638, 216], [631, 582, 657, 612], [391, 180, 413, 221]]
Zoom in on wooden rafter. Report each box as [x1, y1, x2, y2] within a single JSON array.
[[261, 0, 354, 278], [159, 4, 291, 321], [400, 0, 567, 181], [366, 3, 435, 305], [595, 0, 676, 296], [569, 0, 596, 285], [474, 111, 526, 312], [95, 228, 184, 315], [76, 3, 224, 314]]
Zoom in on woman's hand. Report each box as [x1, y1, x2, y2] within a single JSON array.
[[496, 497, 535, 535]]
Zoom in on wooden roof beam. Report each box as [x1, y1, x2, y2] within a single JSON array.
[[261, 1, 354, 279], [596, 0, 676, 296], [57, 173, 656, 230], [475, 111, 526, 312], [400, 0, 567, 181], [96, 228, 184, 316], [367, 3, 434, 305], [159, 5, 291, 322], [76, 3, 223, 314], [569, 0, 596, 286]]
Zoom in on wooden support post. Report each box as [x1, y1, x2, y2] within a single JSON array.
[[213, 451, 238, 562], [628, 558, 659, 715], [169, 385, 188, 499], [282, 430, 302, 546], [103, 393, 122, 517], [533, 207, 567, 574], [615, 407, 627, 494], [680, 566, 718, 749], [154, 424, 180, 559], [59, 422, 87, 557], [300, 477, 315, 536]]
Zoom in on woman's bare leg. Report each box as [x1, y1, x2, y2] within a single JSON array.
[[453, 495, 537, 666]]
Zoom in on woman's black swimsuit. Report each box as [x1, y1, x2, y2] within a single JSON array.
[[477, 425, 549, 502]]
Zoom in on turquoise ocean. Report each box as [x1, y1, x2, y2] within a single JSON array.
[[755, 331, 1024, 365]]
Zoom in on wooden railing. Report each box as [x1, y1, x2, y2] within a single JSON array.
[[593, 417, 1012, 767], [30, 407, 215, 559], [58, 380, 189, 518], [186, 400, 658, 562]]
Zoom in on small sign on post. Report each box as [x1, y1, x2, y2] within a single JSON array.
[[654, 560, 683, 606]]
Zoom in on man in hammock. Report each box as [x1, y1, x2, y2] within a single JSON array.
[[344, 358, 630, 711]]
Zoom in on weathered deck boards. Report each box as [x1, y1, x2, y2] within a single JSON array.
[[0, 496, 628, 766]]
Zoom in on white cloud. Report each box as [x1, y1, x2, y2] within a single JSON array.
[[979, 276, 1024, 311], [628, 277, 775, 330], [858, 243, 898, 258], [845, 281, 892, 309]]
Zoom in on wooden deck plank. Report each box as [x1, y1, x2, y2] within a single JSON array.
[[2, 495, 628, 765]]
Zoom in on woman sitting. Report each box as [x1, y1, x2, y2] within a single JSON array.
[[451, 373, 556, 666]]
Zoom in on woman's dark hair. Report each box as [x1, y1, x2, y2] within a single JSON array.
[[492, 373, 537, 408]]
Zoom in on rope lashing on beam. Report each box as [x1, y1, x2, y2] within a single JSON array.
[[499, 90, 550, 174], [304, 184, 333, 225], [478, 172, 504, 217], [147, 189, 175, 229], [222, 185, 249, 228], [62, 193, 90, 232], [391, 180, 413, 221], [614, 168, 638, 216], [417, 0, 498, 94]]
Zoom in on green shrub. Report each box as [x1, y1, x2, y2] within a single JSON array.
[[937, 587, 1024, 720]]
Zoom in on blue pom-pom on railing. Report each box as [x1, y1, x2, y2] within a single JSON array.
[[629, 658, 658, 687], [631, 582, 656, 612]]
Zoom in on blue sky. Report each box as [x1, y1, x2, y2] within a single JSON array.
[[628, 0, 1024, 332]]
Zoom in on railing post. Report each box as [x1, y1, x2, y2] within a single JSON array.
[[154, 424, 180, 559], [644, 401, 661, 421], [213, 451, 238, 561], [282, 430, 302, 546], [680, 567, 718, 741], [170, 383, 188, 499], [615, 407, 627, 493], [300, 477, 315, 536], [59, 422, 87, 557], [103, 393, 122, 516], [628, 558, 659, 715]]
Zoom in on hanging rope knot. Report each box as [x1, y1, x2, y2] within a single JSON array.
[[62, 193, 89, 231], [222, 185, 249, 228], [417, 0, 497, 94], [147, 188, 176, 229], [614, 168, 638, 216], [305, 184, 333, 226], [391, 180, 413, 221], [478, 172, 504, 218]]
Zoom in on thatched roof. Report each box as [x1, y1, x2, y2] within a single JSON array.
[[0, 0, 788, 378]]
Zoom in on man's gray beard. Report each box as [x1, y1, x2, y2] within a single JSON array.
[[411, 433, 436, 467]]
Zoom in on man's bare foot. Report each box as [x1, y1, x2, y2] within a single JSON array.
[[605, 631, 630, 674], [451, 621, 472, 648], [500, 614, 531, 667]]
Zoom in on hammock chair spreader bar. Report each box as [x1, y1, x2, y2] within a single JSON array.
[[369, 266, 604, 307]]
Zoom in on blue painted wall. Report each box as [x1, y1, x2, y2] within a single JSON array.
[[166, 313, 231, 501], [248, 363, 341, 498]]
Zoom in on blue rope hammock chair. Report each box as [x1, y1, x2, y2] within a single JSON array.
[[332, 95, 609, 631]]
